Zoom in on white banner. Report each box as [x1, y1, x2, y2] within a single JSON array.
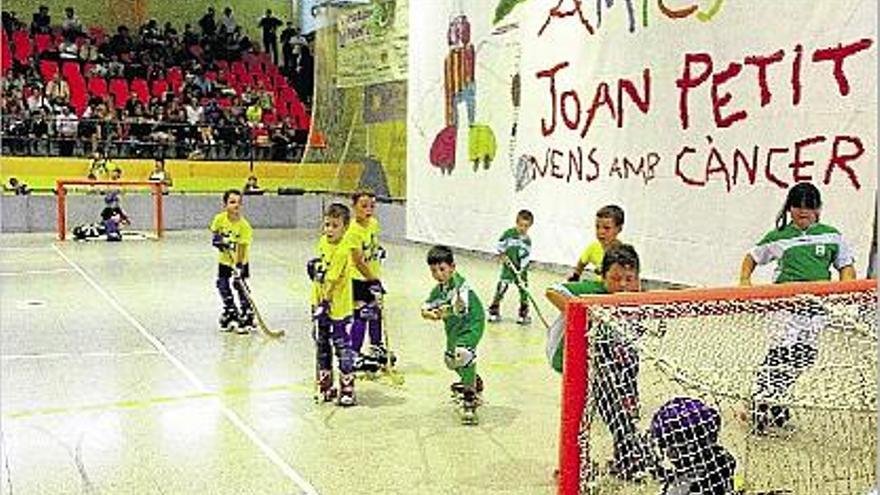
[[407, 0, 877, 287]]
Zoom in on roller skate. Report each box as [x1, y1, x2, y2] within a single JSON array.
[[516, 304, 531, 325], [459, 387, 479, 425], [315, 369, 337, 403], [450, 375, 483, 404], [337, 373, 357, 407], [751, 401, 791, 435], [487, 303, 501, 323], [219, 307, 238, 333], [237, 308, 255, 335]]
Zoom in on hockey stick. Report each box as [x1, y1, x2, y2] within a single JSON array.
[[501, 255, 551, 330], [377, 294, 405, 386], [236, 275, 286, 338]]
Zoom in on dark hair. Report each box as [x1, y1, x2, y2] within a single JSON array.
[[596, 204, 625, 228], [222, 189, 241, 204], [776, 182, 822, 230], [352, 189, 375, 204], [426, 245, 454, 265], [601, 243, 640, 276], [324, 202, 351, 224], [517, 209, 534, 224]]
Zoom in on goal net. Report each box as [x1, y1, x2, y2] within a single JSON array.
[[56, 179, 164, 241], [559, 279, 877, 495]]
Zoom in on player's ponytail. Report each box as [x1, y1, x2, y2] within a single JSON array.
[[775, 182, 822, 231]]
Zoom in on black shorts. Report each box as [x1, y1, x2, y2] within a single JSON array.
[[218, 263, 250, 279], [352, 279, 376, 304]]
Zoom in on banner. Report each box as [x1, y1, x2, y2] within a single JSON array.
[[336, 0, 408, 87], [406, 0, 877, 286]]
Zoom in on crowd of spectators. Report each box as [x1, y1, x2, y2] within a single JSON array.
[[1, 6, 315, 161]]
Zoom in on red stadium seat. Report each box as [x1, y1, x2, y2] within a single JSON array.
[[39, 59, 59, 81], [87, 77, 108, 99], [151, 78, 168, 98], [12, 30, 31, 65], [108, 78, 129, 109], [61, 61, 81, 80], [1, 30, 12, 75], [34, 33, 53, 53], [130, 78, 150, 105]]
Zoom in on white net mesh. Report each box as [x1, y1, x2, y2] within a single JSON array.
[[570, 284, 877, 495]]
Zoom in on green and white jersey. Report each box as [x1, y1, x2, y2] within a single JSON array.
[[750, 222, 854, 283], [496, 227, 531, 270], [546, 281, 607, 373], [425, 272, 485, 348]]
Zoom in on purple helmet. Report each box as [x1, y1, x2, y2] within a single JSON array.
[[650, 397, 721, 450], [104, 191, 120, 205]]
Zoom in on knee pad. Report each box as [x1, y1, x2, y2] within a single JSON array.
[[355, 302, 381, 321], [495, 280, 510, 298], [444, 346, 476, 370]]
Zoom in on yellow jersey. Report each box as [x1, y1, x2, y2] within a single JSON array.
[[343, 217, 381, 281], [312, 234, 354, 320], [209, 212, 253, 267]]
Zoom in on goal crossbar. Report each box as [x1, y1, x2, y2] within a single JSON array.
[[56, 179, 164, 241]]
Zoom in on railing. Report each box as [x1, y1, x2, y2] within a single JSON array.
[[0, 116, 309, 162]]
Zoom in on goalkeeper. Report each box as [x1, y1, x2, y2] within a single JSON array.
[[546, 243, 649, 479], [209, 189, 254, 334], [740, 182, 855, 434]]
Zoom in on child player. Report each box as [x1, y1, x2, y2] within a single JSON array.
[[344, 190, 393, 370], [546, 243, 649, 479], [487, 209, 534, 325], [568, 205, 625, 282], [739, 182, 855, 434], [308, 203, 357, 406], [421, 245, 485, 425], [209, 189, 255, 334]]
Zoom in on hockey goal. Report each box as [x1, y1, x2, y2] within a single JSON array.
[[56, 179, 164, 241], [559, 279, 877, 495]]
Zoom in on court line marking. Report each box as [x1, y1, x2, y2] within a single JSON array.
[[0, 246, 57, 252], [1, 350, 160, 361], [0, 268, 77, 277], [50, 243, 319, 495]]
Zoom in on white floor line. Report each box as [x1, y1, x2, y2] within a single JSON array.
[[50, 243, 319, 495], [0, 246, 57, 252], [1, 350, 160, 361], [0, 268, 76, 277]]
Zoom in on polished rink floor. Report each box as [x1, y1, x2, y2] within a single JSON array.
[[0, 230, 563, 495]]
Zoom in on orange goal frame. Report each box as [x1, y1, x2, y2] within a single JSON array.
[[557, 278, 876, 495], [55, 179, 164, 241]]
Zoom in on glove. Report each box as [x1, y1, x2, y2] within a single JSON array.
[[212, 232, 233, 251], [306, 258, 323, 282], [375, 246, 387, 263], [567, 272, 580, 283], [312, 300, 331, 326]]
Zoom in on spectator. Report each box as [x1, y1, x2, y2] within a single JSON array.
[[61, 7, 83, 36], [147, 156, 173, 190], [107, 25, 133, 56], [243, 175, 264, 195], [220, 7, 236, 34], [46, 72, 71, 107], [78, 37, 100, 62], [245, 99, 262, 124], [2, 11, 25, 37], [88, 150, 111, 178], [6, 177, 31, 195], [182, 23, 199, 48], [25, 83, 51, 114], [258, 9, 283, 65], [199, 7, 217, 37], [58, 35, 79, 61], [55, 105, 79, 156], [31, 5, 51, 35], [280, 22, 300, 71]]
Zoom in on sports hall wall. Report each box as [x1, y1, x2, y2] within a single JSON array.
[[3, 0, 292, 40], [406, 0, 878, 286], [304, 0, 407, 198]]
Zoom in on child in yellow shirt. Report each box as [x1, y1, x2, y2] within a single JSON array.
[[568, 205, 624, 282]]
